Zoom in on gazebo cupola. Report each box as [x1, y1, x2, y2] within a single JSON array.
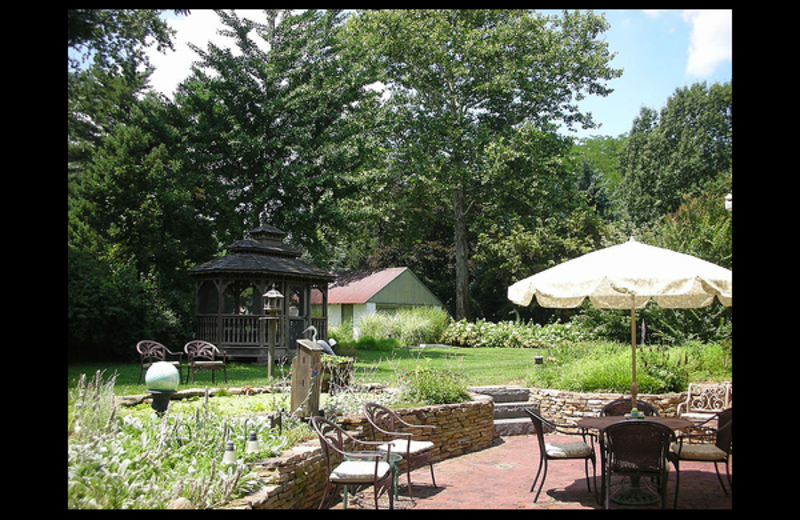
[[188, 224, 334, 361]]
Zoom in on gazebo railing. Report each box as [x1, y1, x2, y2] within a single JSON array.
[[195, 314, 327, 352]]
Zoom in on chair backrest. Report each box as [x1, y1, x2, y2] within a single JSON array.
[[364, 402, 402, 438], [601, 398, 659, 417], [311, 415, 355, 471], [522, 408, 556, 454], [137, 340, 169, 361], [184, 340, 220, 360], [714, 407, 732, 455], [602, 421, 675, 476], [682, 382, 732, 414]]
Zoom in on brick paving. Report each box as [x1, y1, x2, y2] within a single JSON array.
[[335, 434, 731, 510]]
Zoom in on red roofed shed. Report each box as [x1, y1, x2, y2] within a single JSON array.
[[314, 267, 444, 332]]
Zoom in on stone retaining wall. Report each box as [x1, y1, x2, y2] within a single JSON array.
[[528, 388, 686, 426], [226, 394, 496, 509]]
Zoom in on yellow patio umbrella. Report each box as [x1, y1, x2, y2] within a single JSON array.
[[507, 238, 732, 406]]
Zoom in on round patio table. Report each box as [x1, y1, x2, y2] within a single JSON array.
[[576, 415, 693, 506], [577, 415, 693, 431]]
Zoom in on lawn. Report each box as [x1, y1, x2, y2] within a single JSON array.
[[67, 346, 541, 396]]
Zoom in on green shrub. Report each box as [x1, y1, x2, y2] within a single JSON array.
[[399, 365, 470, 405], [524, 341, 702, 394], [442, 319, 589, 348]]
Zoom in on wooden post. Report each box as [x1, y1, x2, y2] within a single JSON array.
[[290, 339, 323, 417]]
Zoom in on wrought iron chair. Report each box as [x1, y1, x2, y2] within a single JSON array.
[[363, 402, 436, 499], [671, 407, 732, 508], [677, 382, 732, 424], [523, 408, 597, 503], [601, 398, 660, 417], [136, 340, 184, 384], [600, 420, 677, 509], [183, 340, 227, 384], [311, 416, 394, 509]]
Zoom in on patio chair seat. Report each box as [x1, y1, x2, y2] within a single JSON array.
[[331, 461, 392, 483], [672, 443, 727, 462], [546, 441, 594, 459], [377, 439, 434, 455]]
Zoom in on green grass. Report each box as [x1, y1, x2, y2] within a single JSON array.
[[68, 342, 731, 397], [68, 346, 541, 396]]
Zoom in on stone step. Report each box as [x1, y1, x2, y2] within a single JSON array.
[[493, 401, 535, 419], [494, 417, 536, 436], [468, 385, 530, 403]]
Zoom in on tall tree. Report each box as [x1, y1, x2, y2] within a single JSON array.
[[176, 9, 382, 262], [619, 81, 733, 227], [344, 10, 621, 319]]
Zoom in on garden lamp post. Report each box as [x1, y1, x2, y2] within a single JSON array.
[[145, 362, 180, 416], [261, 285, 284, 378]]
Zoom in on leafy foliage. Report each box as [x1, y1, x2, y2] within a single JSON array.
[[442, 319, 589, 349], [399, 364, 471, 405], [68, 371, 311, 509], [524, 341, 729, 393], [618, 82, 732, 227]]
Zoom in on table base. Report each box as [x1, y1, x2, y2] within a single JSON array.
[[610, 482, 660, 506]]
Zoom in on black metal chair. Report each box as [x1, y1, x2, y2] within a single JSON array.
[[671, 407, 732, 508], [600, 420, 676, 509], [136, 340, 184, 384], [311, 416, 394, 509], [363, 402, 437, 500], [601, 398, 660, 417], [523, 408, 597, 503], [183, 340, 227, 384]]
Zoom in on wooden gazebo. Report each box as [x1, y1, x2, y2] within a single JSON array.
[[188, 224, 334, 361]]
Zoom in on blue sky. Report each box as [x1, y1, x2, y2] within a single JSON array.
[[147, 9, 732, 140]]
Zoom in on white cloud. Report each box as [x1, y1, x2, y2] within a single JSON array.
[[682, 10, 732, 77]]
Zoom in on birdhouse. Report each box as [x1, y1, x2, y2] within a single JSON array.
[[263, 286, 284, 314], [290, 338, 324, 417]]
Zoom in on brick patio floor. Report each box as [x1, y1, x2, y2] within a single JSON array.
[[333, 434, 732, 510]]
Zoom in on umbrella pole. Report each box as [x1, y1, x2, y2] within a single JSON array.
[[630, 306, 638, 406]]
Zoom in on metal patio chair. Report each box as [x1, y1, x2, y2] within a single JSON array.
[[523, 407, 597, 503], [136, 340, 184, 384], [311, 416, 394, 509], [601, 398, 660, 417], [363, 402, 437, 500], [600, 420, 676, 509], [183, 340, 227, 384], [671, 407, 732, 508]]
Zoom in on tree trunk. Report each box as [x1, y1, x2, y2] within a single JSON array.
[[454, 186, 471, 321]]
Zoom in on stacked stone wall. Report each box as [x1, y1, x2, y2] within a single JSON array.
[[226, 394, 496, 509], [528, 388, 686, 426]]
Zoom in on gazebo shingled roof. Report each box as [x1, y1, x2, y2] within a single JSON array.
[[189, 225, 335, 280]]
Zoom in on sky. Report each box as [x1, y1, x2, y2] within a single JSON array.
[[146, 9, 732, 140]]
